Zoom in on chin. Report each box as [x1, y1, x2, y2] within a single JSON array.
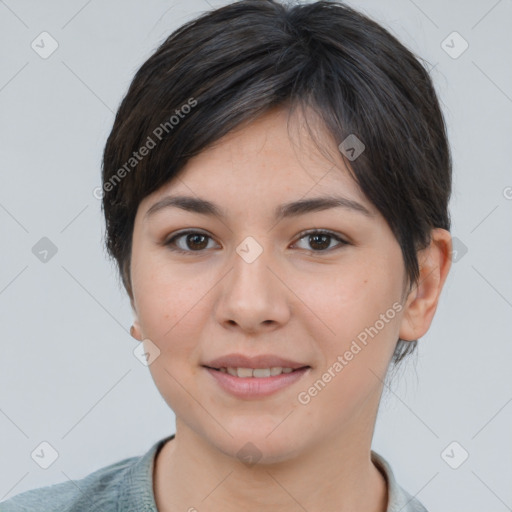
[[207, 425, 307, 466]]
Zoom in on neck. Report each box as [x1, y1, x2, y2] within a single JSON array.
[[154, 413, 388, 512]]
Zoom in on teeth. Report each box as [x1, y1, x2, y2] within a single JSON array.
[[237, 367, 254, 378], [219, 367, 298, 377], [253, 368, 271, 378]]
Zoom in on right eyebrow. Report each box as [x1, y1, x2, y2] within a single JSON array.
[[144, 194, 374, 222]]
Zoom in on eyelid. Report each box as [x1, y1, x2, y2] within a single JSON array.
[[164, 228, 349, 254], [291, 229, 349, 251], [293, 228, 348, 244], [164, 229, 219, 253]]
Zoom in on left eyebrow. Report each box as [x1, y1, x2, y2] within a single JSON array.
[[144, 194, 374, 221]]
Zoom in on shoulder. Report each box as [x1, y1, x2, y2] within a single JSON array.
[[0, 455, 138, 512], [371, 450, 429, 512], [0, 436, 171, 512]]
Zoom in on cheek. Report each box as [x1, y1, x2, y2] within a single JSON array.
[[131, 254, 215, 353], [309, 255, 403, 383], [296, 272, 401, 429], [313, 262, 398, 337], [132, 261, 210, 404]]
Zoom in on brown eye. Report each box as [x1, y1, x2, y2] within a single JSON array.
[[184, 233, 209, 250], [293, 230, 348, 252], [308, 233, 331, 250], [164, 229, 348, 255], [165, 231, 217, 253]]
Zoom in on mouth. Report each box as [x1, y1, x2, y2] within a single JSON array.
[[202, 365, 312, 399], [203, 365, 311, 378]]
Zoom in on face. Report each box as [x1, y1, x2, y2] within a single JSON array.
[[130, 106, 411, 462]]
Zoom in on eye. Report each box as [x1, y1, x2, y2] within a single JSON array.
[[292, 229, 349, 252], [164, 230, 218, 254], [164, 229, 349, 255]]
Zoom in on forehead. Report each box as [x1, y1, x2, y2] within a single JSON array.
[[141, 106, 374, 215]]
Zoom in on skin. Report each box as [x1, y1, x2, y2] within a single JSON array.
[[129, 105, 452, 512]]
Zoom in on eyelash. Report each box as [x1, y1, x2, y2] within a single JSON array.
[[163, 229, 349, 255]]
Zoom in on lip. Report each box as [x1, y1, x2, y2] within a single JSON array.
[[204, 366, 311, 399], [203, 353, 309, 370]]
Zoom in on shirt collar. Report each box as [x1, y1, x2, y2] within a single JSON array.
[[371, 450, 426, 511], [118, 434, 174, 511], [119, 436, 424, 512]]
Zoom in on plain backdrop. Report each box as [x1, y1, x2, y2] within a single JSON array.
[[1, 0, 511, 510]]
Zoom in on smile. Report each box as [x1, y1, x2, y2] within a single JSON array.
[[207, 366, 304, 377], [203, 365, 311, 399]]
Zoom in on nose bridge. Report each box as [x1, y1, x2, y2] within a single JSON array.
[[230, 235, 276, 304], [215, 235, 289, 330]]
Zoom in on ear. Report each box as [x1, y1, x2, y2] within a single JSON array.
[[129, 295, 143, 342], [399, 228, 452, 342], [130, 318, 143, 341]]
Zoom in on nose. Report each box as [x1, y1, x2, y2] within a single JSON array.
[[214, 242, 291, 334]]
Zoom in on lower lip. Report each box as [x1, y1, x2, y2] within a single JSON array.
[[204, 367, 310, 399]]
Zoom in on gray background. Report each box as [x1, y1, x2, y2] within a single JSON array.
[[1, 0, 511, 510]]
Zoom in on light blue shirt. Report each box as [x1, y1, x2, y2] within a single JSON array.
[[1, 435, 428, 511]]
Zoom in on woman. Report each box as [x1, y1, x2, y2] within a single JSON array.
[[1, 0, 452, 510]]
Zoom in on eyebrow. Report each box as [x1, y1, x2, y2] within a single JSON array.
[[144, 194, 374, 222]]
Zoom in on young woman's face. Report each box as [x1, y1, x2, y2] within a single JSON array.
[[130, 107, 413, 461]]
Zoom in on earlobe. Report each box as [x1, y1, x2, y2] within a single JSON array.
[[399, 228, 452, 342], [130, 319, 143, 341], [129, 291, 143, 341]]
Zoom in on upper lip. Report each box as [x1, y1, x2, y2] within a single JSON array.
[[203, 353, 310, 370]]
